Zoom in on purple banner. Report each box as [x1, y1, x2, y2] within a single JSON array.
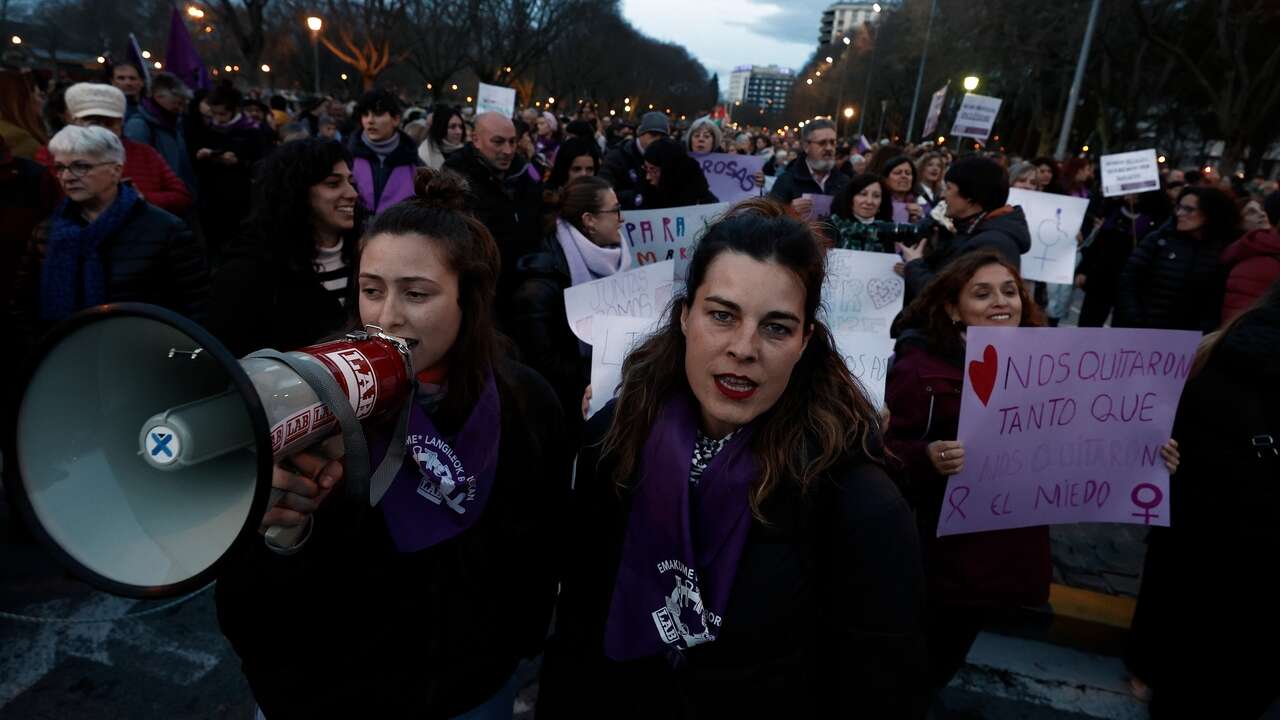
[[938, 327, 1200, 537], [164, 6, 211, 92], [693, 152, 766, 203]]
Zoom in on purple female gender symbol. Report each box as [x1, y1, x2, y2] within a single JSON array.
[[1130, 483, 1164, 524]]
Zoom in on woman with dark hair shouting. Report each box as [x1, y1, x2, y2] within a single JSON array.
[[215, 169, 569, 719], [537, 199, 926, 718]]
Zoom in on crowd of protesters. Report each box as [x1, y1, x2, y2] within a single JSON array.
[[1, 60, 1278, 719]]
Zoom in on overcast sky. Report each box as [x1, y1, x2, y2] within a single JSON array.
[[620, 0, 830, 88]]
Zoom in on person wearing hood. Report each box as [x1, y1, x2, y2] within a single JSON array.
[[766, 119, 850, 218], [1218, 191, 1280, 324], [418, 105, 466, 170], [1124, 280, 1280, 718], [348, 89, 423, 215], [684, 116, 722, 156], [124, 72, 198, 195], [900, 156, 1031, 301], [600, 110, 668, 210], [191, 82, 271, 262], [444, 111, 543, 327], [636, 137, 718, 210]]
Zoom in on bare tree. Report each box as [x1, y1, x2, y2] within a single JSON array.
[[403, 0, 469, 98], [464, 0, 584, 89], [210, 0, 271, 81], [313, 0, 409, 90]]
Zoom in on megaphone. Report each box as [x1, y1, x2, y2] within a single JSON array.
[[12, 303, 412, 598]]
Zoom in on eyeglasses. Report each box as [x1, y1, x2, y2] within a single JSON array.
[[591, 206, 623, 219], [1174, 203, 1200, 215], [52, 161, 113, 178]]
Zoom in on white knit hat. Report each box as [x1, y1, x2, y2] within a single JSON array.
[[65, 83, 127, 120]]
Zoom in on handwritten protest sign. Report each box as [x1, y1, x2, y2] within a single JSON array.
[[587, 315, 662, 417], [832, 331, 896, 410], [475, 82, 516, 118], [820, 249, 905, 335], [1008, 188, 1089, 285], [623, 203, 729, 283], [1100, 149, 1160, 198], [562, 260, 674, 344], [950, 93, 1002, 142], [938, 327, 1200, 537], [802, 193, 834, 220], [694, 153, 766, 203], [922, 83, 948, 139]]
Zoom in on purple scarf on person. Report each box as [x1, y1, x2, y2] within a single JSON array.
[[603, 391, 758, 662], [374, 375, 502, 552]]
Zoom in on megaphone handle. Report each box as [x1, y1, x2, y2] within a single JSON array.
[[264, 488, 309, 551]]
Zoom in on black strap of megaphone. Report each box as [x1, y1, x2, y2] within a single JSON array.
[[246, 350, 372, 502], [367, 387, 415, 506]]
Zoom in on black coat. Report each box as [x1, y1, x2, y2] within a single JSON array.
[[600, 137, 646, 209], [765, 154, 851, 205], [11, 199, 210, 364], [1113, 223, 1228, 331], [205, 241, 354, 357], [1126, 306, 1280, 718], [190, 119, 272, 259], [443, 144, 543, 323], [904, 205, 1032, 302], [215, 360, 569, 719], [509, 236, 587, 440], [537, 402, 927, 718]]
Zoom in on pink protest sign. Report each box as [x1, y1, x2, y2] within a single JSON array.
[[938, 327, 1201, 537]]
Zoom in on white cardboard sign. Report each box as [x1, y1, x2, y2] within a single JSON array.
[[1100, 149, 1160, 198], [475, 82, 516, 118], [562, 260, 674, 344], [1008, 188, 1090, 285], [950, 93, 1002, 142], [820, 249, 905, 335]]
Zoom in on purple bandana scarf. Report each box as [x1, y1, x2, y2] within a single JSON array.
[[603, 391, 757, 662], [375, 375, 502, 552]]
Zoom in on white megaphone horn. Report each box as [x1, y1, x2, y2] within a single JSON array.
[[12, 303, 414, 598]]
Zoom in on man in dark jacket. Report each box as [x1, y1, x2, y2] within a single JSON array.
[[600, 111, 668, 209], [191, 83, 271, 263], [124, 72, 198, 195], [444, 112, 543, 325], [902, 156, 1031, 300], [348, 89, 422, 214], [767, 119, 850, 214]]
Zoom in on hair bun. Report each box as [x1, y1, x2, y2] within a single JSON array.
[[412, 168, 471, 213]]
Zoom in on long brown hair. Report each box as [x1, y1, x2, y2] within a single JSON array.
[[893, 250, 1045, 359], [0, 71, 48, 145], [356, 168, 504, 419], [600, 198, 882, 519]]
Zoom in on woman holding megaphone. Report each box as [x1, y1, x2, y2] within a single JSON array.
[[215, 169, 569, 720]]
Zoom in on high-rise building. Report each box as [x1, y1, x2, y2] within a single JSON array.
[[819, 1, 890, 45], [727, 65, 795, 110]]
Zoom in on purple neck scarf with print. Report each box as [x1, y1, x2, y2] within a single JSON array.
[[375, 375, 502, 552], [603, 391, 757, 662]]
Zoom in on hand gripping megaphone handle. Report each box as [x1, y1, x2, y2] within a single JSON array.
[[246, 350, 373, 552]]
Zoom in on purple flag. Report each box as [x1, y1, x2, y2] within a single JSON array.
[[127, 33, 151, 89], [164, 6, 211, 92]]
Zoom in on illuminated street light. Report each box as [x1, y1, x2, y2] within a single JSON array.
[[467, 96, 473, 102], [341, 73, 349, 80], [825, 56, 833, 63], [805, 79, 813, 85], [843, 107, 854, 118], [963, 75, 980, 91], [306, 16, 323, 32], [609, 109, 616, 116], [451, 83, 458, 90], [842, 36, 851, 45], [624, 104, 632, 112], [187, 5, 205, 19], [1157, 155, 1167, 164], [10, 35, 20, 45], [142, 50, 152, 59], [224, 65, 233, 72], [96, 56, 106, 64], [547, 96, 555, 104], [261, 64, 271, 72], [1081, 144, 1089, 152], [153, 61, 162, 69]]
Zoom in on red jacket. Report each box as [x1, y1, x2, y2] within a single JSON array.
[[883, 337, 1051, 609], [36, 137, 193, 217], [1220, 228, 1280, 324]]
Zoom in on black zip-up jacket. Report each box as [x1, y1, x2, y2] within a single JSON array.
[[600, 137, 646, 209], [903, 205, 1032, 301], [766, 153, 852, 205], [215, 361, 569, 719], [537, 401, 927, 718], [1113, 222, 1229, 331]]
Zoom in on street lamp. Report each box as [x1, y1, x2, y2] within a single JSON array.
[[825, 56, 833, 64], [963, 75, 980, 92], [306, 16, 323, 96], [96, 56, 106, 64], [187, 5, 205, 19], [842, 36, 851, 46], [153, 61, 162, 70], [142, 50, 152, 59], [261, 64, 271, 73], [10, 35, 20, 45], [856, 3, 884, 137], [843, 107, 855, 118]]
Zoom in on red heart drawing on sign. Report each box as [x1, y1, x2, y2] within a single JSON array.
[[968, 344, 998, 406]]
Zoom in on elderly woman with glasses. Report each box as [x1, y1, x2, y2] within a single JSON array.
[[12, 124, 209, 361]]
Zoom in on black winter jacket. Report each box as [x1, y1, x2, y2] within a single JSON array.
[[509, 236, 587, 440], [205, 239, 354, 357], [766, 154, 851, 205], [215, 360, 569, 719], [904, 205, 1032, 301], [11, 200, 210, 363], [443, 144, 543, 323], [600, 137, 646, 209], [537, 401, 927, 718], [1113, 223, 1228, 331]]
